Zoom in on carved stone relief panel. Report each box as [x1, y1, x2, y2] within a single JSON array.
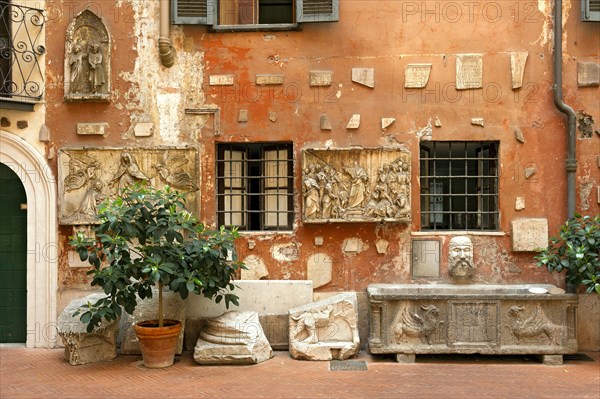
[[390, 302, 446, 346], [58, 147, 199, 225], [447, 301, 499, 347], [302, 147, 411, 224], [64, 10, 111, 101]]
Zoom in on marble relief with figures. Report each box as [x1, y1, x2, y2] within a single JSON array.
[[58, 148, 198, 225], [302, 148, 411, 223]]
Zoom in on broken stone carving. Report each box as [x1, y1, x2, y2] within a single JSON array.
[[368, 284, 578, 364], [64, 9, 110, 101], [57, 294, 119, 365], [58, 147, 198, 224], [302, 148, 411, 224], [351, 68, 375, 88], [289, 293, 360, 361], [194, 311, 273, 364], [577, 111, 595, 138], [448, 236, 475, 279]]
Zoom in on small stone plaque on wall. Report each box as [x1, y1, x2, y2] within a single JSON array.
[[456, 54, 483, 90], [511, 218, 548, 252], [58, 147, 199, 225], [302, 147, 411, 224], [404, 64, 432, 88]]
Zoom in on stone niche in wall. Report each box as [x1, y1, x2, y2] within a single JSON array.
[[302, 147, 411, 224], [64, 9, 111, 101], [58, 147, 199, 225]]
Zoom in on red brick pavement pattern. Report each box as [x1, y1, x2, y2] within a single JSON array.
[[1, 348, 599, 399]]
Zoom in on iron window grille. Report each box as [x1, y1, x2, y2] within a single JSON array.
[[420, 141, 499, 231], [0, 1, 45, 104], [216, 142, 294, 231]]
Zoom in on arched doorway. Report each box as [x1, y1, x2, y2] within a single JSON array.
[[0, 131, 57, 348], [0, 163, 27, 343]]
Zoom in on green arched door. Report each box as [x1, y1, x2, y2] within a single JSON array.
[[0, 163, 27, 343]]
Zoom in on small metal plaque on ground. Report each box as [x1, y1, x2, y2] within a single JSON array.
[[329, 360, 368, 371]]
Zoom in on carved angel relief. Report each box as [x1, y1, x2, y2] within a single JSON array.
[[302, 148, 411, 223], [58, 148, 198, 225]]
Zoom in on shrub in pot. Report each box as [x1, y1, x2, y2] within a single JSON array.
[[70, 184, 244, 368], [536, 214, 600, 294]]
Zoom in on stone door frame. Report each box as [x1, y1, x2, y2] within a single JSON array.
[[0, 131, 58, 348]]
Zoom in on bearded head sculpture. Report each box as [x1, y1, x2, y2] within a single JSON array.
[[448, 236, 475, 279]]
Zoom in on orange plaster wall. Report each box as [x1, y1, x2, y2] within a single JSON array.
[[46, 1, 599, 292]]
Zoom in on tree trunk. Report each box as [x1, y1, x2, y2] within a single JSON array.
[[158, 281, 164, 327]]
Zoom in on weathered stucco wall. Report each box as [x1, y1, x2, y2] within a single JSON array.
[[44, 1, 599, 302]]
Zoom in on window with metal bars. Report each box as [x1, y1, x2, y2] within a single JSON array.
[[216, 143, 294, 231], [420, 141, 499, 231]]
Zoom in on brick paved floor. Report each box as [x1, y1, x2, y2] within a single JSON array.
[[1, 347, 599, 399]]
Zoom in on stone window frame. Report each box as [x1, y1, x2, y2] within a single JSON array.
[[216, 142, 294, 231], [419, 141, 499, 231]]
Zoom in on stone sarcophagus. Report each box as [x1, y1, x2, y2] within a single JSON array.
[[367, 284, 578, 365], [302, 147, 411, 224]]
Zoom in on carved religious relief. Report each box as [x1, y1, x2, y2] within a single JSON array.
[[506, 305, 562, 346], [58, 148, 199, 225], [302, 147, 411, 224], [64, 10, 111, 101]]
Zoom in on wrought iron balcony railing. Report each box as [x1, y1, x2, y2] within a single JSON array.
[[0, 1, 45, 103]]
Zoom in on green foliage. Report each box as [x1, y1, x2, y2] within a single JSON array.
[[69, 184, 245, 332], [535, 214, 600, 294]]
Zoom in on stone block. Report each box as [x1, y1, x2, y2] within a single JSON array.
[[256, 74, 284, 85], [309, 71, 332, 87], [133, 122, 154, 137], [510, 51, 528, 89], [515, 197, 525, 211], [511, 218, 548, 252], [577, 62, 600, 87], [381, 118, 395, 130], [320, 114, 332, 130], [289, 293, 360, 361], [471, 118, 484, 127], [456, 54, 483, 90], [187, 280, 314, 318], [194, 311, 273, 364], [346, 114, 360, 129], [76, 123, 108, 136], [209, 74, 235, 86], [351, 68, 375, 88], [241, 255, 269, 280], [307, 253, 333, 289], [375, 239, 389, 254], [119, 289, 187, 355], [577, 293, 600, 351], [57, 293, 119, 365], [238, 109, 248, 123], [404, 64, 431, 88]]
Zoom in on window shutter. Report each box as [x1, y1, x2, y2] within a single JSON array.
[[296, 0, 339, 23], [582, 0, 600, 21], [172, 0, 215, 25]]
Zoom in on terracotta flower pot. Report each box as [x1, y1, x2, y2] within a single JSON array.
[[134, 319, 182, 368]]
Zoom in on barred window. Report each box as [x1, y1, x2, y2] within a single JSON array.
[[216, 143, 294, 231], [420, 141, 499, 231]]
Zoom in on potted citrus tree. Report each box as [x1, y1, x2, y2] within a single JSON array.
[[70, 184, 244, 368], [536, 214, 600, 294]]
